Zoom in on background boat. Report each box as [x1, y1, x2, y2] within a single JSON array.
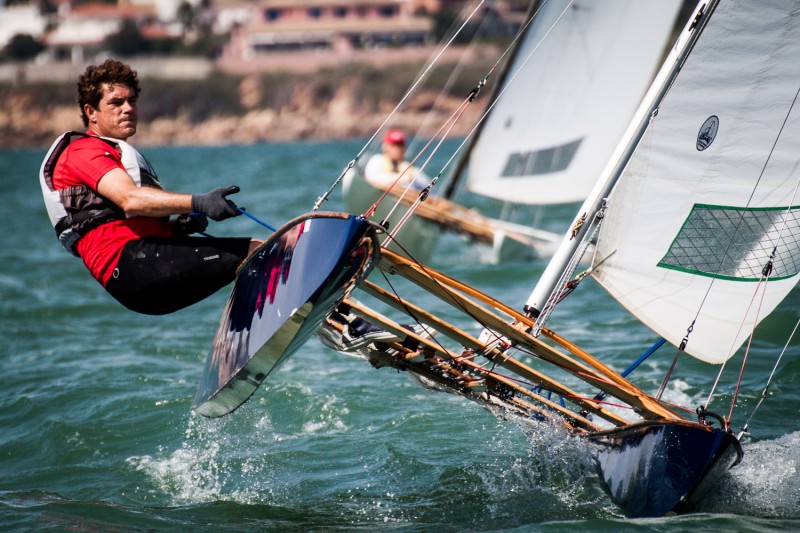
[[344, 0, 683, 263]]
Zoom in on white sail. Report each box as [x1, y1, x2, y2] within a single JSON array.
[[466, 0, 681, 205], [592, 1, 800, 364]]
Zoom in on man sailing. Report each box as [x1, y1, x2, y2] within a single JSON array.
[[39, 59, 261, 315]]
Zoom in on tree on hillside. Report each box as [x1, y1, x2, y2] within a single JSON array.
[[177, 1, 195, 34], [104, 20, 150, 57], [3, 34, 45, 62]]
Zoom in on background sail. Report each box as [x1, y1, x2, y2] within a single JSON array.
[[466, 0, 681, 205], [592, 2, 800, 364]]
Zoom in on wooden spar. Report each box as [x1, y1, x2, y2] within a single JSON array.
[[353, 285, 618, 428], [344, 296, 604, 432], [384, 186, 538, 248], [378, 249, 682, 422], [382, 249, 623, 384]]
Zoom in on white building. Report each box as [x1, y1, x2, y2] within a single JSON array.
[[0, 4, 48, 49]]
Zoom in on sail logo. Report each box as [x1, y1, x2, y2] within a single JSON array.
[[696, 116, 719, 151]]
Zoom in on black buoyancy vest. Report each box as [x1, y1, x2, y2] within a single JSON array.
[[39, 131, 163, 256]]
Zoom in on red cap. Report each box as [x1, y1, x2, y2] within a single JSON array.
[[383, 129, 406, 145]]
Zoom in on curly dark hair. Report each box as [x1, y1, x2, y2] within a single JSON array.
[[77, 59, 142, 127]]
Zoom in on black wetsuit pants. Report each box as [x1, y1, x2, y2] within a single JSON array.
[[104, 235, 251, 315]]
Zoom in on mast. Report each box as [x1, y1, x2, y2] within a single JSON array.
[[524, 0, 717, 317]]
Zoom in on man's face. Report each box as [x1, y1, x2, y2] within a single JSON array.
[[85, 82, 138, 140], [385, 141, 405, 163]]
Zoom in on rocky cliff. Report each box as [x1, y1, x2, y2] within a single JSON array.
[[1, 61, 490, 149]]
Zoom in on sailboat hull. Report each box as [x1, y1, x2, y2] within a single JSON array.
[[193, 213, 380, 417], [589, 420, 742, 517]]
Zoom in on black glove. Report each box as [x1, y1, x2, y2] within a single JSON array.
[[175, 213, 208, 234], [191, 186, 241, 221]]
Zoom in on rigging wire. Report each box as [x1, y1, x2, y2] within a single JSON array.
[[379, 98, 475, 242], [311, 0, 487, 212], [364, 93, 473, 221], [532, 201, 603, 337], [408, 1, 498, 153], [733, 174, 800, 430], [727, 271, 771, 423], [702, 270, 771, 408], [359, 0, 573, 234], [738, 314, 800, 439]]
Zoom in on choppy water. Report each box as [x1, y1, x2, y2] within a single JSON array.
[[2, 141, 800, 532]]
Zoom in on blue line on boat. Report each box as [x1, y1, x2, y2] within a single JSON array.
[[238, 207, 277, 232], [594, 338, 667, 402]]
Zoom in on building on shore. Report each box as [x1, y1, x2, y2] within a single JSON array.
[[218, 0, 439, 74], [0, 0, 529, 80]]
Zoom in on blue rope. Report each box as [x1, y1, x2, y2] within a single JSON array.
[[237, 207, 277, 232], [593, 337, 667, 403], [187, 207, 277, 235], [622, 338, 666, 378]]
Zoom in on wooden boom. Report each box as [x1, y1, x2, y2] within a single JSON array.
[[375, 249, 682, 423]]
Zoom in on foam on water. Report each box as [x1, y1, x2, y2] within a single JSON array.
[[699, 431, 800, 517], [128, 376, 613, 526], [128, 382, 356, 506]]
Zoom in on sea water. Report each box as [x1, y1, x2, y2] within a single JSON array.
[[2, 141, 799, 532]]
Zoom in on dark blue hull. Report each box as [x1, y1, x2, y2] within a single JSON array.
[[588, 420, 742, 517], [193, 212, 380, 417]]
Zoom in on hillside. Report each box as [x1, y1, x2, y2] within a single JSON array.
[[0, 58, 495, 149]]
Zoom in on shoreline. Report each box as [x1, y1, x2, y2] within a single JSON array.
[[2, 97, 481, 150], [1, 51, 493, 150]]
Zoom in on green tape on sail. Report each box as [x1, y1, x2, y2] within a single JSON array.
[[658, 204, 800, 281]]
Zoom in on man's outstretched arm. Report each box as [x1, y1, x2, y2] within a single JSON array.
[[97, 168, 241, 220]]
